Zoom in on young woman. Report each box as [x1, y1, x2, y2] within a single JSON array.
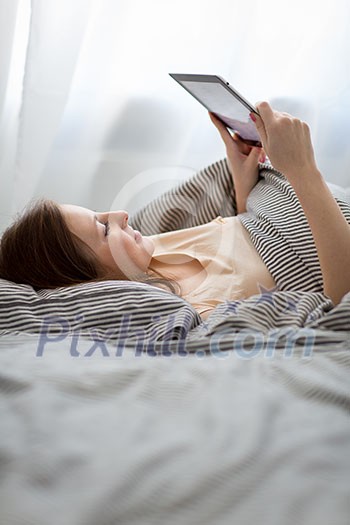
[[1, 102, 349, 319]]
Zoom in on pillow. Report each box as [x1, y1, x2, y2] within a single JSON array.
[[0, 279, 200, 348]]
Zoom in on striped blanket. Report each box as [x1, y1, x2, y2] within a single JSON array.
[[0, 159, 349, 353], [130, 158, 350, 354], [1, 160, 350, 525]]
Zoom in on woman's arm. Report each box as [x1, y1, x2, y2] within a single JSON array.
[[252, 102, 350, 305], [209, 113, 265, 213]]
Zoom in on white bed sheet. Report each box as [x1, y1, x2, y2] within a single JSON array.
[[0, 334, 349, 525]]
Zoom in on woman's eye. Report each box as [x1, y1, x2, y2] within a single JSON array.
[[104, 221, 110, 236]]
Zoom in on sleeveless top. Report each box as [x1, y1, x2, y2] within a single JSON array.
[[149, 216, 276, 317]]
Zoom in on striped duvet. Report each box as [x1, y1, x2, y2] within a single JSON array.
[[1, 160, 350, 525], [0, 159, 349, 353]]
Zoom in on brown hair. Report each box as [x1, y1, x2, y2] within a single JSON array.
[[0, 199, 178, 293]]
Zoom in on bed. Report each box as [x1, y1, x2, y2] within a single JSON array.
[[1, 160, 350, 525]]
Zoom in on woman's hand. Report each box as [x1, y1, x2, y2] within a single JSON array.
[[251, 101, 319, 182], [252, 101, 350, 306], [209, 112, 266, 213]]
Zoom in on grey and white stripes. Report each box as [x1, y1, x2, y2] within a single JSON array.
[[131, 159, 350, 294], [1, 158, 350, 353]]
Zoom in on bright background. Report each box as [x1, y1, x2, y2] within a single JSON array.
[[1, 0, 350, 231]]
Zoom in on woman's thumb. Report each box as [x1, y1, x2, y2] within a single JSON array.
[[250, 112, 267, 145], [247, 146, 262, 166]]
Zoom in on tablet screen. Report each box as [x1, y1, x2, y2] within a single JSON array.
[[171, 75, 260, 144]]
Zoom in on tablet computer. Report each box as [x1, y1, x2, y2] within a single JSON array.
[[169, 73, 261, 147]]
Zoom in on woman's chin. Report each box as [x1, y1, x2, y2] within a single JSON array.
[[143, 236, 155, 256]]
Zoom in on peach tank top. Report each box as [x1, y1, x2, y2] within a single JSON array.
[[149, 216, 276, 318]]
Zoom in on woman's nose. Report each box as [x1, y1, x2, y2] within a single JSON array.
[[113, 210, 128, 228]]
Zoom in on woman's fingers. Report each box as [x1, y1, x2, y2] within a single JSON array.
[[250, 114, 267, 147], [209, 112, 233, 148], [255, 101, 275, 124], [232, 133, 252, 155], [250, 101, 276, 147], [209, 113, 254, 156], [250, 102, 317, 175], [259, 149, 266, 163], [210, 111, 264, 164]]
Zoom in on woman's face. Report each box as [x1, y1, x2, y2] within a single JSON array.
[[60, 205, 154, 278]]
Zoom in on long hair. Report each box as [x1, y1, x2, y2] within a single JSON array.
[[0, 199, 178, 293]]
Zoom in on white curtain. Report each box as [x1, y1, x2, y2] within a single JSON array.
[[1, 0, 350, 232]]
